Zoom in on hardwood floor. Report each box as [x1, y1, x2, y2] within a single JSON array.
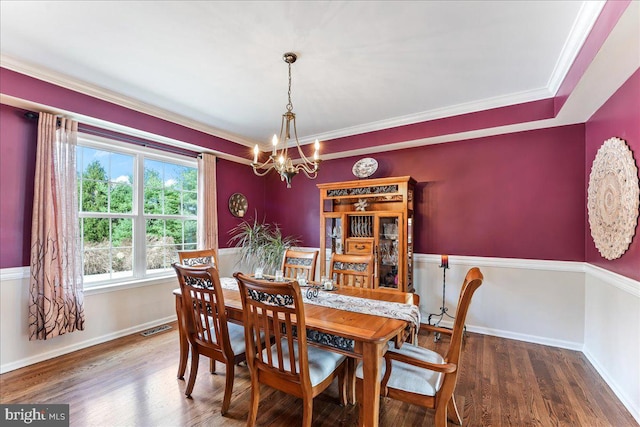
[[1, 322, 636, 426]]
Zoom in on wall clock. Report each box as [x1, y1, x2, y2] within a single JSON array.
[[228, 193, 248, 218]]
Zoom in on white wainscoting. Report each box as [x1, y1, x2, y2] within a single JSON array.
[[582, 264, 640, 424], [0, 248, 245, 375], [413, 254, 586, 350], [0, 267, 178, 374], [1, 251, 638, 423]]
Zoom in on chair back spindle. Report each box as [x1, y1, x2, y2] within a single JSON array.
[[329, 253, 374, 288], [281, 249, 318, 282]]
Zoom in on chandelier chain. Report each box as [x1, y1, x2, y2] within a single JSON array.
[[286, 61, 293, 113]]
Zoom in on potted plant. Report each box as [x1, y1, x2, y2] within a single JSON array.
[[228, 216, 300, 275]]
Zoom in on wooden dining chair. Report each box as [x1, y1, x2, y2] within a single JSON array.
[[234, 272, 348, 427], [172, 263, 248, 415], [280, 249, 319, 281], [329, 253, 374, 288], [175, 248, 220, 378], [355, 267, 483, 427], [178, 248, 218, 268]]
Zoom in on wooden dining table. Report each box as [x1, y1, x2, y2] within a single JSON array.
[[174, 279, 418, 427]]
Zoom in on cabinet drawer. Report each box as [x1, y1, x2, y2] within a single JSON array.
[[345, 239, 374, 254]]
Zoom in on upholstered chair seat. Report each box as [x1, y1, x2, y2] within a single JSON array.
[[355, 342, 445, 396], [267, 339, 346, 387], [198, 317, 247, 355]]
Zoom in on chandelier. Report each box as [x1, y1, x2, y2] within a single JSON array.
[[251, 52, 320, 188]]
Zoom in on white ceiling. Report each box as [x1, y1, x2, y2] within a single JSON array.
[[0, 0, 631, 154]]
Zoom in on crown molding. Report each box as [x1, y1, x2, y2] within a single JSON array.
[[547, 0, 606, 94], [2, 53, 554, 153], [0, 93, 253, 167], [317, 114, 576, 161], [0, 55, 256, 148], [300, 87, 553, 146]]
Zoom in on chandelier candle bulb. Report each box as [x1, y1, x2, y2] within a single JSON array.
[[253, 145, 259, 164]]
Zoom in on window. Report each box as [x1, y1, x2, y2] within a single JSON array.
[[77, 135, 198, 286]]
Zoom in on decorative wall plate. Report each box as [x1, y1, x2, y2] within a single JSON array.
[[352, 157, 378, 178], [228, 193, 248, 218], [587, 137, 639, 260]]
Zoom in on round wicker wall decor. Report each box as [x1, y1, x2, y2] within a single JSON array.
[[587, 137, 639, 260]]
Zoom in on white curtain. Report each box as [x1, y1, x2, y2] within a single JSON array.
[[29, 113, 85, 340], [197, 153, 219, 253]]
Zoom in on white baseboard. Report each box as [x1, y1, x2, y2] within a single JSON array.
[[424, 319, 583, 351], [583, 348, 640, 425], [0, 315, 177, 374]]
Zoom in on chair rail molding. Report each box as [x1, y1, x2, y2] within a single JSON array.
[[413, 253, 585, 272], [583, 263, 640, 297], [2, 255, 636, 295]]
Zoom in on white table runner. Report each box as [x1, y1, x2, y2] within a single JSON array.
[[220, 277, 421, 332]]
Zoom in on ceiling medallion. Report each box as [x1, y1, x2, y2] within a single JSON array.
[[587, 137, 640, 260]]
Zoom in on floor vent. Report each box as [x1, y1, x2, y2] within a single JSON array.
[[140, 324, 172, 337]]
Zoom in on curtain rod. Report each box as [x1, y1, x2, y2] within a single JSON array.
[[24, 110, 61, 126], [24, 111, 200, 158]]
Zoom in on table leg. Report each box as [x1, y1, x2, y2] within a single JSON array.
[[359, 341, 384, 427], [347, 357, 357, 405], [175, 294, 188, 380]]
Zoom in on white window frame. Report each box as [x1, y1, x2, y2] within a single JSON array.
[[78, 133, 198, 290]]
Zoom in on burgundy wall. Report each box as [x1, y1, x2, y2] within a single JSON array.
[[0, 105, 37, 267], [216, 159, 266, 248], [266, 125, 586, 261], [585, 68, 640, 281]]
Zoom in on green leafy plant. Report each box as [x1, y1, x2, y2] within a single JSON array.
[[228, 216, 300, 275]]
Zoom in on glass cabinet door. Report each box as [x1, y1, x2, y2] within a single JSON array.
[[406, 215, 414, 292], [325, 215, 343, 254], [322, 214, 343, 275], [377, 214, 402, 289]]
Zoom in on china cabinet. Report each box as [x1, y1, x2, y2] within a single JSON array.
[[317, 176, 416, 292]]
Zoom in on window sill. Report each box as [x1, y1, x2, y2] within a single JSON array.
[[83, 274, 178, 296], [0, 267, 179, 295]]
